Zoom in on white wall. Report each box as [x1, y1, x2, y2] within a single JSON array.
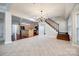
[[38, 21, 57, 37], [45, 22, 57, 37], [51, 17, 67, 32], [10, 10, 29, 20]]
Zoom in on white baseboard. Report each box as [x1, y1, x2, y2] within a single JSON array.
[[4, 41, 12, 44], [72, 43, 79, 47]]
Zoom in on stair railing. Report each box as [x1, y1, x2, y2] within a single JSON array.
[[45, 18, 59, 33]]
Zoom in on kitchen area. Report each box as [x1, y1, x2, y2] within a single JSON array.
[[12, 15, 38, 41]]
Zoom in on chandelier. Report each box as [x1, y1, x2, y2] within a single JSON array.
[[37, 10, 46, 35], [37, 10, 46, 22]]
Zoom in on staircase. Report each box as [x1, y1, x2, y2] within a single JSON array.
[[45, 18, 59, 32], [45, 18, 70, 41]]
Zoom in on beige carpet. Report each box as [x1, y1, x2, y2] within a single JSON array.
[[0, 35, 78, 56]]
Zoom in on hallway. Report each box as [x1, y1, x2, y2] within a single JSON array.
[[0, 35, 78, 56]]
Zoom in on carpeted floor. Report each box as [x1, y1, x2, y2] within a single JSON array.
[[0, 35, 78, 56]]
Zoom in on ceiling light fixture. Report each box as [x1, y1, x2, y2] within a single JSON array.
[[37, 10, 46, 35], [37, 10, 46, 22]]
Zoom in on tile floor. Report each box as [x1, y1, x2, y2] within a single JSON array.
[[0, 35, 78, 56]]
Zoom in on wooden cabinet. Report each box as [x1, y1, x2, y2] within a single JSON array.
[[57, 32, 70, 41], [28, 29, 34, 37], [15, 24, 37, 40]]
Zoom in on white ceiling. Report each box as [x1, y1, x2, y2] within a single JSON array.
[[10, 3, 65, 19], [0, 3, 76, 21]]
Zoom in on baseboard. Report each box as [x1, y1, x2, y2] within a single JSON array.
[[72, 43, 79, 47], [4, 41, 12, 44]]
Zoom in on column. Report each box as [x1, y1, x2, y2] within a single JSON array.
[[39, 22, 45, 36], [72, 12, 77, 45], [4, 11, 12, 44]]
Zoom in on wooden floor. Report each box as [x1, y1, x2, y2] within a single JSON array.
[[0, 35, 78, 56]]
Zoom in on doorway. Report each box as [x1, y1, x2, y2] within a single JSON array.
[[11, 15, 39, 41], [0, 12, 5, 44]]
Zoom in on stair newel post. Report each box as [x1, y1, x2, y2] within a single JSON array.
[[58, 24, 59, 34]]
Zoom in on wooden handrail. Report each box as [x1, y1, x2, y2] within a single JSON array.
[[48, 18, 59, 25], [45, 18, 59, 32]]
